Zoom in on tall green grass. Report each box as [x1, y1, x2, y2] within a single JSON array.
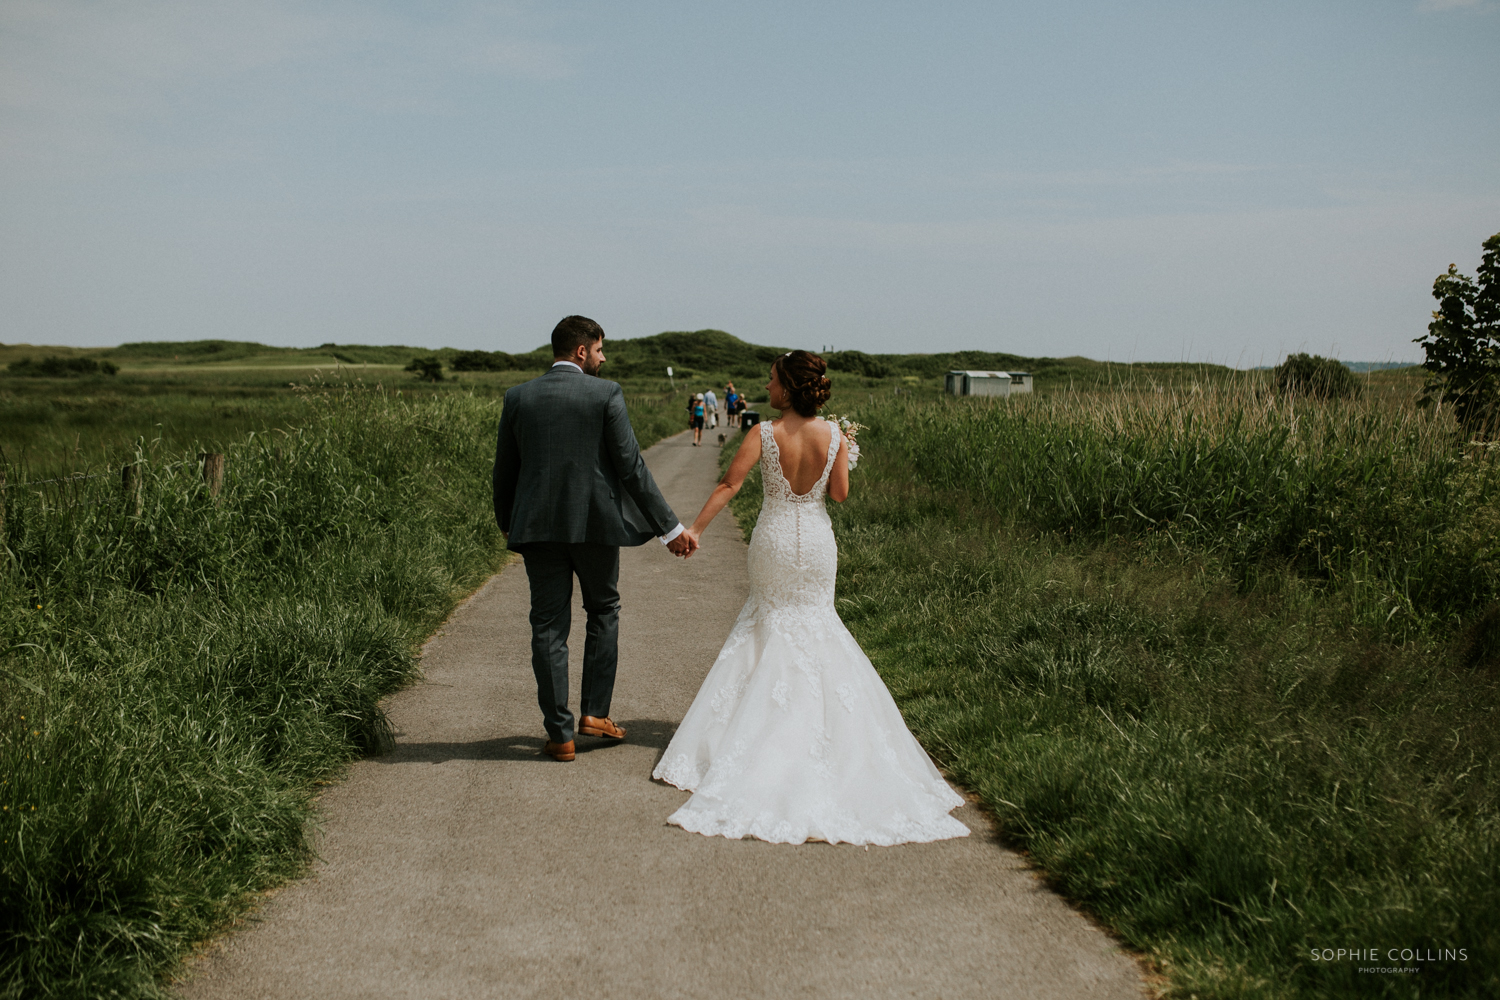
[[1, 387, 504, 996], [871, 385, 1500, 627], [724, 385, 1499, 998], [0, 371, 692, 483], [0, 380, 679, 997]]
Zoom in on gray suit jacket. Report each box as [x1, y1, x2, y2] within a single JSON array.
[[493, 366, 678, 548]]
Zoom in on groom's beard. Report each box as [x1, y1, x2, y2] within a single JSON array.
[[581, 357, 603, 376]]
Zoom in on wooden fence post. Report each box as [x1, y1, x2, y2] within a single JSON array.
[[121, 464, 143, 516], [0, 469, 6, 546], [200, 453, 225, 497]]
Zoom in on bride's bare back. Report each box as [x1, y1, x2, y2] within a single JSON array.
[[681, 357, 850, 550], [771, 418, 835, 496]]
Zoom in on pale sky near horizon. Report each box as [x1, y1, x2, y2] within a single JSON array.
[[2, 1, 1496, 364]]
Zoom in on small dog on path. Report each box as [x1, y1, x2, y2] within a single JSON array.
[[717, 433, 726, 446]]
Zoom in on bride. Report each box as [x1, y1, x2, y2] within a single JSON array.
[[653, 350, 969, 846]]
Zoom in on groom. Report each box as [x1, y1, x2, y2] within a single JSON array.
[[493, 315, 695, 762]]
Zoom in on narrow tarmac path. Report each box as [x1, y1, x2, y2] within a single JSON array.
[[178, 430, 1145, 1000]]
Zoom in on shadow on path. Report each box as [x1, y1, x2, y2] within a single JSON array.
[[373, 718, 678, 765]]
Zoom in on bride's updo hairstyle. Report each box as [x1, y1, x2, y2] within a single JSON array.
[[773, 350, 833, 417]]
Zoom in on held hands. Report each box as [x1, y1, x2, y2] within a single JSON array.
[[666, 531, 699, 558]]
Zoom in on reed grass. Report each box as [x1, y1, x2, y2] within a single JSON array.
[[869, 379, 1500, 629]]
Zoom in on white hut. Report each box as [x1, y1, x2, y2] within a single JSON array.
[[945, 371, 1033, 397]]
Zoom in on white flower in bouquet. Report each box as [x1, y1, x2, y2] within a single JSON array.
[[824, 414, 866, 471]]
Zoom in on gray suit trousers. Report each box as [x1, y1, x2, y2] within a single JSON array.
[[518, 542, 621, 744]]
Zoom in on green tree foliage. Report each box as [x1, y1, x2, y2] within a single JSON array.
[[1416, 231, 1500, 433], [448, 349, 518, 372], [5, 356, 118, 378], [403, 356, 444, 382], [1272, 353, 1361, 400]]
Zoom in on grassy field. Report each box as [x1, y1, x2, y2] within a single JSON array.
[[1, 330, 1248, 480], [5, 333, 1469, 998], [724, 373, 1498, 999]]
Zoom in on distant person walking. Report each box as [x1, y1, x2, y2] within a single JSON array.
[[724, 383, 740, 428], [703, 388, 719, 429], [691, 393, 706, 446]]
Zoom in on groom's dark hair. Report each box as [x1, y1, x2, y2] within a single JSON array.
[[552, 315, 605, 358]]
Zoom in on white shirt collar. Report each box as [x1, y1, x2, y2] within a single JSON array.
[[551, 360, 583, 372]]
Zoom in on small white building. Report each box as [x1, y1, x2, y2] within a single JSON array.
[[944, 370, 1033, 397]]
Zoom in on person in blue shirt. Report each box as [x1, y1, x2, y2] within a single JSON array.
[[724, 383, 740, 428], [691, 393, 706, 446]]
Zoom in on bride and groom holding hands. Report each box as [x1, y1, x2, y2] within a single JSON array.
[[492, 315, 967, 846]]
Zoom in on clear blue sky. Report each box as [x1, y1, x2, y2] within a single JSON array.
[[2, 1, 1496, 363]]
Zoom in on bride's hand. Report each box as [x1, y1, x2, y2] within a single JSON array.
[[682, 528, 701, 557]]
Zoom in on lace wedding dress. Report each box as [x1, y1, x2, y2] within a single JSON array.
[[653, 420, 969, 845]]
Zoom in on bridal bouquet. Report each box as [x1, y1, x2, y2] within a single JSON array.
[[824, 414, 865, 471]]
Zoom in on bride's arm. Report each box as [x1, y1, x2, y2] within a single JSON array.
[[828, 434, 850, 502], [684, 430, 763, 550]]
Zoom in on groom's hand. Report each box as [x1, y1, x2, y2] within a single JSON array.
[[666, 532, 693, 557]]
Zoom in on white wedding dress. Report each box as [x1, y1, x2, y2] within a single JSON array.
[[653, 420, 969, 845]]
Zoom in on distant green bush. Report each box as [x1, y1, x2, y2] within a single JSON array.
[[580, 329, 788, 383], [1273, 353, 1362, 400], [6, 356, 118, 378], [109, 340, 262, 361], [104, 340, 440, 367], [825, 350, 891, 378], [403, 356, 444, 382], [449, 349, 518, 372]]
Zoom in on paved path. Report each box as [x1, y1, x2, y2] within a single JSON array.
[[178, 431, 1145, 1000]]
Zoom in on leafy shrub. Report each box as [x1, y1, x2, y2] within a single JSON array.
[[1417, 231, 1500, 435], [403, 356, 444, 382], [1273, 353, 1361, 400], [6, 356, 118, 378], [449, 349, 517, 372]]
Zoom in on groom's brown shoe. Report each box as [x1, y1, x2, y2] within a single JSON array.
[[542, 740, 575, 762], [578, 716, 626, 740]]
